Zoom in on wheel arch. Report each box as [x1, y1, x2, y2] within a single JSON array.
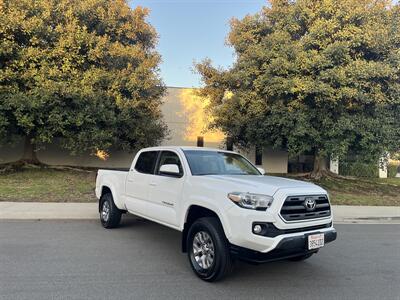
[[99, 186, 112, 212], [181, 205, 228, 253], [98, 185, 126, 212]]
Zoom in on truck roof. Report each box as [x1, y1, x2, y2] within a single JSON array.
[[140, 146, 236, 154]]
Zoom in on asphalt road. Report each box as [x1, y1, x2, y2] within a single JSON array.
[[0, 218, 399, 300]]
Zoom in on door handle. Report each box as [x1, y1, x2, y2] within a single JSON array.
[[149, 182, 157, 186]]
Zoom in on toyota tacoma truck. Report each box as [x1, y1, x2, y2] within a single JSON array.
[[95, 146, 336, 281]]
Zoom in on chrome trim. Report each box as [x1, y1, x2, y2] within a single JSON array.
[[278, 194, 332, 224], [278, 214, 332, 224]]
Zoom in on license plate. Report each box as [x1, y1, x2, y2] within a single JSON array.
[[308, 233, 324, 250]]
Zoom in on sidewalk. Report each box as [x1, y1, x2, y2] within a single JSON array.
[[0, 202, 98, 220], [0, 202, 399, 223], [332, 205, 400, 224]]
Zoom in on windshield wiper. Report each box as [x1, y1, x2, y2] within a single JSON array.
[[196, 173, 251, 176], [228, 173, 249, 175], [195, 173, 220, 176]]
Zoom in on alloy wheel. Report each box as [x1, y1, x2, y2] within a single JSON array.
[[192, 231, 215, 269], [101, 201, 110, 222]]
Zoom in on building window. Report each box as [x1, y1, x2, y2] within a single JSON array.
[[255, 146, 262, 165], [197, 136, 204, 147], [226, 137, 233, 151]]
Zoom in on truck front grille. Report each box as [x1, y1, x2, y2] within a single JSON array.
[[280, 195, 331, 222]]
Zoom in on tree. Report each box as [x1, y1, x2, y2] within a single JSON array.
[[0, 0, 167, 164], [196, 0, 400, 178]]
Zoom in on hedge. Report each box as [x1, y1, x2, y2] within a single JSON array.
[[388, 162, 400, 178], [340, 160, 379, 178]]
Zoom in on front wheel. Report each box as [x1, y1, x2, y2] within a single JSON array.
[[99, 193, 122, 229], [187, 217, 234, 282]]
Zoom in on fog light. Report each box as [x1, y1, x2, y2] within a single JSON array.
[[253, 224, 262, 234]]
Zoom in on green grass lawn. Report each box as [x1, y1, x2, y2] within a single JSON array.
[[290, 175, 400, 206], [0, 168, 96, 202], [0, 168, 399, 205]]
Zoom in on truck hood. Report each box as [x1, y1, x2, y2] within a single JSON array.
[[204, 175, 320, 195]]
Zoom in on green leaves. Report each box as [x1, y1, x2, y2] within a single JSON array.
[[0, 0, 166, 155], [196, 0, 400, 164]]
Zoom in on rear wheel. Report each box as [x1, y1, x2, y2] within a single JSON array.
[[100, 193, 122, 228], [187, 217, 234, 282]]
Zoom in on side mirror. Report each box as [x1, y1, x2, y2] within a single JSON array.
[[257, 167, 265, 175], [159, 164, 181, 176]]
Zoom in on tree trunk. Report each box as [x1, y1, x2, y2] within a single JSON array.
[[310, 152, 328, 179], [21, 135, 40, 165]]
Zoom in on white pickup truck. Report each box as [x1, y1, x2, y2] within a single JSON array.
[[95, 146, 336, 281]]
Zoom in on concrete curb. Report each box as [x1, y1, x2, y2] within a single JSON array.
[[0, 202, 98, 220], [332, 205, 400, 224], [0, 202, 399, 224]]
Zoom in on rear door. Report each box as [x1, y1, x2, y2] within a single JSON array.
[[125, 150, 159, 216], [148, 150, 185, 227]]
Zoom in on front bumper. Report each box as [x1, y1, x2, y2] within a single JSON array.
[[230, 228, 337, 264], [224, 188, 334, 253]]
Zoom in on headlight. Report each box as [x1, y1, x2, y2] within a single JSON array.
[[227, 192, 273, 210]]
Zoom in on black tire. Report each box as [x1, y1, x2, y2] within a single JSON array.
[[187, 217, 234, 282], [99, 193, 122, 229], [288, 253, 314, 261]]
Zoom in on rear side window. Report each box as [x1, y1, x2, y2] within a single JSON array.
[[134, 151, 158, 174]]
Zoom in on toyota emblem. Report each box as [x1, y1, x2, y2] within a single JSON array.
[[304, 198, 316, 211]]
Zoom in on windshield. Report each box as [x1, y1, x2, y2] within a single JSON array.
[[183, 150, 261, 176]]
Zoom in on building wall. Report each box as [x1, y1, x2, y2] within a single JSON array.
[[238, 147, 288, 174], [263, 148, 288, 173], [0, 87, 288, 173]]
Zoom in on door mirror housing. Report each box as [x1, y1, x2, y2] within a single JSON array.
[[257, 167, 266, 175], [159, 164, 181, 176]]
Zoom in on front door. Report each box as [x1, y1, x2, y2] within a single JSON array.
[[148, 150, 185, 227]]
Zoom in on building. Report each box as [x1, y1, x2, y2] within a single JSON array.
[[0, 87, 289, 173]]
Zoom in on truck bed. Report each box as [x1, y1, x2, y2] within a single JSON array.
[[95, 169, 129, 203]]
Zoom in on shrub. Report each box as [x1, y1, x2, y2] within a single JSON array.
[[388, 162, 400, 178], [340, 158, 379, 178]]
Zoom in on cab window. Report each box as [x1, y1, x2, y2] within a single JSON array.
[[134, 151, 159, 174]]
